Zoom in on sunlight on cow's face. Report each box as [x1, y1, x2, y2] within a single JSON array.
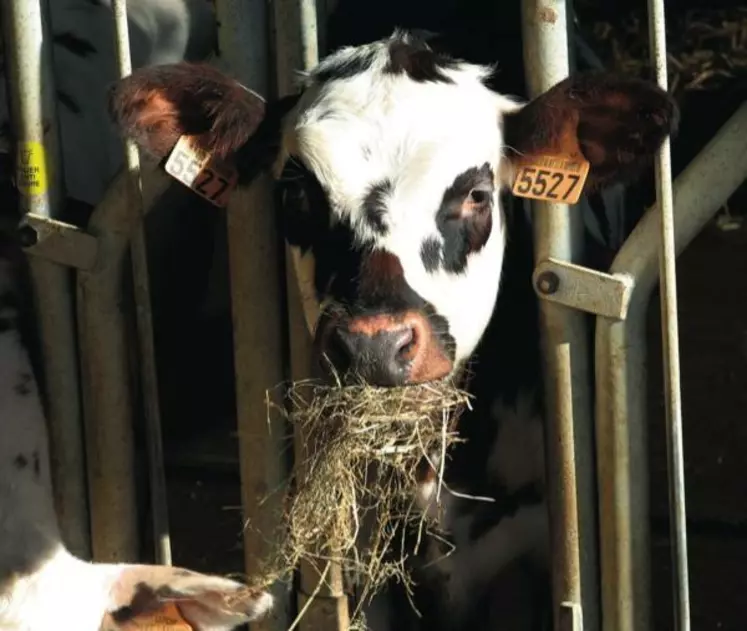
[[108, 31, 678, 387], [274, 36, 524, 385]]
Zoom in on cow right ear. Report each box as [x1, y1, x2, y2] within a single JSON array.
[[108, 62, 299, 184]]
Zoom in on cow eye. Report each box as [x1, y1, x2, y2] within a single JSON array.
[[465, 187, 492, 214], [467, 188, 491, 206]]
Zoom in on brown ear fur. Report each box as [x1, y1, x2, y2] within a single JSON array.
[[108, 62, 266, 161], [503, 72, 679, 192]]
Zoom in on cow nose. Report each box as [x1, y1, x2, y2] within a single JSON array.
[[323, 311, 452, 386], [332, 324, 415, 386]]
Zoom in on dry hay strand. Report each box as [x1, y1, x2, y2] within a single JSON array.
[[587, 7, 747, 95], [251, 377, 472, 625]]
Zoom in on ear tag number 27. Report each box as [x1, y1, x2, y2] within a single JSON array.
[[511, 155, 590, 205], [164, 136, 238, 208]]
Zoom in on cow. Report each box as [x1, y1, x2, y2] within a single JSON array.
[[108, 29, 677, 630], [0, 232, 274, 631]]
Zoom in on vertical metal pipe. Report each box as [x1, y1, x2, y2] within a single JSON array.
[[77, 160, 172, 563], [213, 2, 292, 630], [272, 3, 350, 631], [1, 0, 91, 559], [595, 102, 747, 631], [110, 0, 171, 566], [521, 1, 599, 629], [647, 2, 690, 629]]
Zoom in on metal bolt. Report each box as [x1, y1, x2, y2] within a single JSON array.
[[536, 271, 560, 295], [16, 224, 38, 247]]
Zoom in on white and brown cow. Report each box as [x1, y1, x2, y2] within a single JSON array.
[[108, 30, 677, 630], [0, 235, 273, 631]]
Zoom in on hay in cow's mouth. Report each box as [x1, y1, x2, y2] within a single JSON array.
[[250, 376, 472, 625]]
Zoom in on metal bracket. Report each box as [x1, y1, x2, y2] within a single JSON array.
[[18, 213, 98, 271], [559, 601, 584, 631], [533, 258, 634, 321]]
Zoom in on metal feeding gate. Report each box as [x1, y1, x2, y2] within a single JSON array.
[[1, 0, 746, 630]]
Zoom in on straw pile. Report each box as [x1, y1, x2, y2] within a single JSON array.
[[250, 377, 472, 622], [585, 7, 747, 95]]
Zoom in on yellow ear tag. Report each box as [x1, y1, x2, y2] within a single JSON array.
[[164, 135, 238, 208], [113, 602, 193, 631], [511, 154, 590, 205]]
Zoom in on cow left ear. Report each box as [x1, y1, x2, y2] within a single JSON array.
[[501, 72, 679, 194]]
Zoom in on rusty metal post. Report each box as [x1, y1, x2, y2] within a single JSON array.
[[521, 1, 599, 630], [595, 101, 747, 631], [111, 0, 172, 567], [1, 0, 91, 559], [213, 1, 293, 630], [272, 2, 350, 630]]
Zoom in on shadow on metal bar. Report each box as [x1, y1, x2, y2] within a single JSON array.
[[110, 0, 172, 567], [595, 102, 747, 631]]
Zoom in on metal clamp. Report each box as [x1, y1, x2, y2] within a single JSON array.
[[19, 213, 98, 271], [533, 258, 634, 321]]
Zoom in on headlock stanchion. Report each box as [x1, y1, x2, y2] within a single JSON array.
[[1, 0, 90, 560]]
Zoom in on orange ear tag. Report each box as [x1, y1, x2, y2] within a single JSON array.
[[111, 602, 193, 631], [511, 155, 590, 205], [164, 135, 238, 208]]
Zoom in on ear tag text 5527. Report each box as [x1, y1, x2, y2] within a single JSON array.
[[165, 136, 238, 208], [511, 155, 590, 205]]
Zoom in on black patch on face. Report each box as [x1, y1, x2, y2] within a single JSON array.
[[314, 48, 379, 82], [14, 373, 32, 396], [276, 158, 454, 358], [32, 451, 40, 476], [0, 317, 12, 333], [420, 237, 442, 273], [436, 163, 495, 274], [384, 35, 461, 84], [13, 453, 28, 469], [362, 180, 392, 236], [53, 32, 97, 57]]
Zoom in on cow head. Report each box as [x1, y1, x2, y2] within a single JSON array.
[[109, 31, 677, 387]]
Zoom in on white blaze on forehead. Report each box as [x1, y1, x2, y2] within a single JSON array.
[[290, 59, 508, 232]]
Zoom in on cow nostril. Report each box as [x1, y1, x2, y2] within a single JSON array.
[[395, 326, 417, 361]]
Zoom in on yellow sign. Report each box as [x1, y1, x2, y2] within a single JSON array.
[[16, 141, 48, 196]]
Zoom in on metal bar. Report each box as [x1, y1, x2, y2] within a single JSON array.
[[212, 2, 293, 630], [595, 101, 747, 631], [18, 214, 99, 271], [77, 159, 172, 563], [110, 0, 171, 566], [272, 3, 350, 631], [647, 3, 691, 629], [533, 259, 634, 320], [520, 1, 599, 630], [1, 0, 91, 560]]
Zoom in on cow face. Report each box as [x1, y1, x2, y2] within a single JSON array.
[[109, 31, 678, 387]]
